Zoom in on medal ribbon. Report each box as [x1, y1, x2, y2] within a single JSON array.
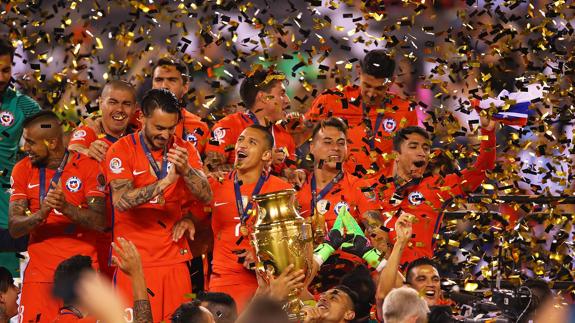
[[39, 150, 70, 201], [234, 171, 268, 224], [139, 131, 168, 179], [310, 171, 344, 219], [361, 101, 385, 150]]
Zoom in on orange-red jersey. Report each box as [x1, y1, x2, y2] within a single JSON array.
[[205, 112, 296, 171], [306, 85, 418, 178], [368, 128, 496, 264], [69, 125, 136, 149], [296, 172, 377, 230], [10, 153, 105, 283], [51, 311, 97, 323], [175, 109, 210, 155], [208, 172, 292, 278], [104, 132, 203, 267]]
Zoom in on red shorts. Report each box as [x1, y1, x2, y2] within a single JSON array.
[[114, 262, 192, 322], [19, 281, 62, 323], [209, 271, 257, 311]]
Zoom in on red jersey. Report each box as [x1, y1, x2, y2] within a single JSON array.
[[370, 128, 496, 264], [175, 109, 210, 154], [205, 112, 296, 171], [296, 172, 377, 229], [51, 312, 97, 323], [306, 85, 418, 178], [208, 173, 292, 279], [104, 132, 203, 267], [10, 153, 105, 283]]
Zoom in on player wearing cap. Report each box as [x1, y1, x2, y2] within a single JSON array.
[[152, 57, 210, 155], [105, 89, 211, 321], [366, 114, 497, 265], [305, 50, 418, 179], [206, 125, 292, 310], [9, 111, 106, 322], [204, 69, 296, 177]]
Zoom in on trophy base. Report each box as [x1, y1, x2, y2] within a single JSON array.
[[284, 298, 305, 322]]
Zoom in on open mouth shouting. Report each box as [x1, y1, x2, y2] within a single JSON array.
[[111, 112, 128, 122], [236, 149, 248, 163]]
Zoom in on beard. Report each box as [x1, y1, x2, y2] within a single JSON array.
[[143, 128, 170, 151]]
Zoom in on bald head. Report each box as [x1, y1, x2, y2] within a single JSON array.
[[101, 80, 136, 100], [22, 110, 63, 139]]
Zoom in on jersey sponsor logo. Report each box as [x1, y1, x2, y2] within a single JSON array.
[[383, 118, 397, 133], [333, 201, 349, 216], [109, 157, 124, 174], [0, 110, 14, 127], [65, 176, 82, 192], [132, 169, 147, 176], [184, 132, 198, 145], [72, 129, 87, 140], [213, 201, 229, 207], [27, 183, 39, 189], [408, 191, 424, 205], [212, 127, 226, 143]]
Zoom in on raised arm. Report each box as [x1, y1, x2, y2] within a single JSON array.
[[8, 199, 49, 238], [376, 213, 413, 312]]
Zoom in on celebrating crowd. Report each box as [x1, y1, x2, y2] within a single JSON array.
[[0, 6, 571, 320]]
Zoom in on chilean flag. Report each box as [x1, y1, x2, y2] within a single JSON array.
[[477, 89, 538, 127]]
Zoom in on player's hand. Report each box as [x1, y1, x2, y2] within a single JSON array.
[[272, 148, 287, 166], [302, 306, 327, 323], [111, 237, 143, 278], [395, 212, 414, 244], [237, 249, 256, 271], [171, 217, 195, 242], [284, 168, 307, 188], [268, 264, 306, 301], [84, 117, 103, 134], [167, 143, 190, 176], [162, 162, 179, 186], [87, 140, 109, 162], [479, 112, 497, 131], [284, 112, 306, 134], [43, 182, 65, 211], [76, 271, 127, 323]]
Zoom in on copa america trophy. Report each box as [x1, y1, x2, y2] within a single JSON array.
[[251, 189, 314, 320]]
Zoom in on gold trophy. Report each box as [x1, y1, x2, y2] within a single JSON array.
[[251, 189, 314, 320]]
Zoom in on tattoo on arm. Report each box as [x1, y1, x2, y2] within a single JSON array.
[[204, 151, 232, 172], [183, 167, 213, 203], [110, 179, 166, 212], [133, 300, 153, 323], [8, 199, 44, 238], [62, 196, 106, 231]]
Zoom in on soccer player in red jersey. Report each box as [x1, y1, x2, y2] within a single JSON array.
[[305, 50, 418, 178], [367, 114, 497, 265], [204, 69, 296, 177], [206, 125, 292, 310], [296, 117, 386, 291], [105, 89, 212, 322], [8, 111, 106, 322], [152, 57, 210, 155], [68, 80, 137, 279], [68, 80, 137, 162]]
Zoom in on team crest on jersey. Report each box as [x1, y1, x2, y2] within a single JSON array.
[[184, 132, 198, 144], [65, 177, 82, 192], [212, 127, 226, 143], [316, 199, 330, 215], [109, 157, 124, 174], [333, 201, 349, 216], [0, 111, 14, 127], [72, 129, 87, 140], [408, 191, 424, 205], [383, 118, 397, 133]]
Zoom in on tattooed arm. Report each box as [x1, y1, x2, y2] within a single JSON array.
[[182, 167, 212, 204], [8, 199, 49, 238], [110, 173, 176, 212], [204, 151, 233, 173], [61, 196, 107, 231]]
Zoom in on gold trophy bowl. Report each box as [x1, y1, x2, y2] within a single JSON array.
[[251, 189, 314, 320]]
